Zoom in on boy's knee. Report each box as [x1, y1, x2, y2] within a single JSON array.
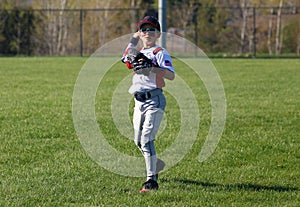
[[135, 140, 141, 149], [140, 140, 156, 156]]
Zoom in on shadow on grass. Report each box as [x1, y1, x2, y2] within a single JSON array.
[[162, 178, 299, 192]]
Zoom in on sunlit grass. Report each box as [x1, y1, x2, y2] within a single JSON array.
[[0, 57, 299, 206]]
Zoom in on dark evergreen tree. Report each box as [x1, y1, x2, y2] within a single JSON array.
[[0, 8, 35, 55]]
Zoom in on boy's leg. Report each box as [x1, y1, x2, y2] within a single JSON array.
[[133, 104, 144, 148], [140, 140, 157, 181], [140, 109, 164, 181]]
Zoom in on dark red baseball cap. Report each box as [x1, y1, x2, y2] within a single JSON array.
[[136, 16, 161, 31]]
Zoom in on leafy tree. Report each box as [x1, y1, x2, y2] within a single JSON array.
[[0, 8, 36, 55]]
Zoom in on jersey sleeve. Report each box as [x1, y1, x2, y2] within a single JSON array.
[[155, 50, 175, 73]]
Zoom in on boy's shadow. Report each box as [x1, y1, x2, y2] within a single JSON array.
[[162, 178, 299, 192]]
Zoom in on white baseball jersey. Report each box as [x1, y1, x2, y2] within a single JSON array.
[[123, 44, 175, 94]]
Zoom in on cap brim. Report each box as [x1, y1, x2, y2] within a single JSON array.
[[137, 21, 160, 31]]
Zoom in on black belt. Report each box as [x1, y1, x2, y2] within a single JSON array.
[[134, 88, 162, 102]]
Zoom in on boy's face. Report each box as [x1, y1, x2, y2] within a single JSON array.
[[138, 24, 161, 48]]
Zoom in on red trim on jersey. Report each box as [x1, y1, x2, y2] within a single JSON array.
[[153, 47, 163, 55], [123, 48, 131, 57]]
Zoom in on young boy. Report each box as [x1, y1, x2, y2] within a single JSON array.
[[122, 16, 175, 192]]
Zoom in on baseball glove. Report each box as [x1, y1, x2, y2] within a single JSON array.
[[126, 49, 153, 76]]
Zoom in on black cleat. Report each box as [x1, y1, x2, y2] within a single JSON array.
[[139, 179, 158, 193]]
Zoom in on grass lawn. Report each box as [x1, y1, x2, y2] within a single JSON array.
[[0, 57, 299, 206]]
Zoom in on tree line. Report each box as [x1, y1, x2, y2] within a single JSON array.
[[0, 0, 300, 56]]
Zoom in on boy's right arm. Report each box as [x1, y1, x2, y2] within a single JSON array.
[[122, 32, 140, 69], [122, 32, 140, 59], [130, 32, 140, 45]]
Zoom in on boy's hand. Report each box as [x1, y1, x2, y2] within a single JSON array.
[[129, 32, 140, 46], [133, 32, 140, 39], [151, 67, 164, 73]]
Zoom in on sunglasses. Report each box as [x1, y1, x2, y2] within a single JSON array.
[[139, 28, 158, 33]]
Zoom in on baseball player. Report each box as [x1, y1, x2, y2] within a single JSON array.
[[122, 16, 175, 192]]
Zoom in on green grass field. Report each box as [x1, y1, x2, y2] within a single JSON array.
[[0, 57, 299, 206]]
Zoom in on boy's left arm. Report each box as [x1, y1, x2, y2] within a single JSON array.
[[163, 69, 175, 80], [152, 51, 175, 80], [151, 67, 175, 80]]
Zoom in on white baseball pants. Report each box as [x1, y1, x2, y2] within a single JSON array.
[[133, 92, 166, 181]]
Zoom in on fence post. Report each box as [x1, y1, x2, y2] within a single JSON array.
[[158, 0, 166, 48], [253, 7, 256, 58], [80, 9, 83, 57], [27, 10, 31, 56]]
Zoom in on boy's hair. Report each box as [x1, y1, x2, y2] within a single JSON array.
[[136, 16, 161, 31]]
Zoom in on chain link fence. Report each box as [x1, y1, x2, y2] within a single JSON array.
[[0, 6, 299, 57]]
